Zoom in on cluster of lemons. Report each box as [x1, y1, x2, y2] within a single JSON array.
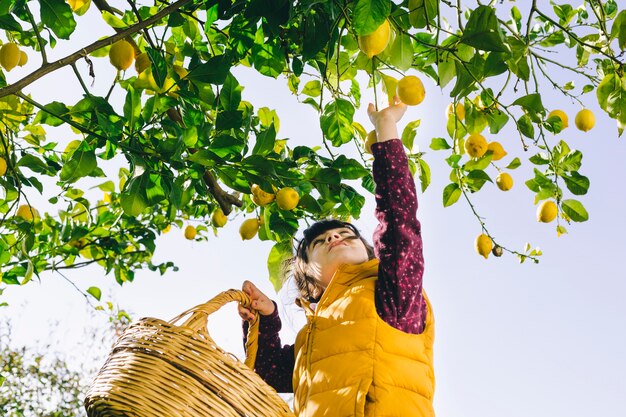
[[548, 108, 596, 133], [107, 40, 187, 96], [0, 42, 28, 71], [237, 185, 300, 241], [181, 186, 300, 242], [357, 19, 426, 153], [472, 106, 595, 259]]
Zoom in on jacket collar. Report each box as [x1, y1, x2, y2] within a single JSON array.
[[296, 258, 379, 315]]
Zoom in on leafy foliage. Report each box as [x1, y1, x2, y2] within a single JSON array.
[[0, 0, 625, 291]]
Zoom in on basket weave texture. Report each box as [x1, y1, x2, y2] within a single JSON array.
[[84, 289, 295, 417]]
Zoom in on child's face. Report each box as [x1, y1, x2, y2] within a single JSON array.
[[307, 227, 369, 287]]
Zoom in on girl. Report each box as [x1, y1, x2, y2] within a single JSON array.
[[239, 97, 435, 417]]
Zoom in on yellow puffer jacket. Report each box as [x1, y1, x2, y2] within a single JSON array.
[[292, 258, 435, 417]]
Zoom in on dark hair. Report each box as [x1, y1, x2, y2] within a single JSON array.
[[282, 219, 376, 301]]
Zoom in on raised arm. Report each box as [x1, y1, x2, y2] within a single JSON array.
[[367, 98, 427, 335]]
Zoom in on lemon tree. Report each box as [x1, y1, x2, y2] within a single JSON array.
[[0, 0, 625, 296]]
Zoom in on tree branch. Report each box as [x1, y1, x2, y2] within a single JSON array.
[[202, 170, 243, 215], [0, 0, 193, 99]]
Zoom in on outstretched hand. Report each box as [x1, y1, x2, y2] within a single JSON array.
[[238, 280, 275, 322], [367, 95, 407, 142]]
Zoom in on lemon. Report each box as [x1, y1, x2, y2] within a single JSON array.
[[446, 102, 465, 121], [495, 172, 513, 191], [135, 52, 151, 74], [575, 109, 595, 132], [161, 224, 171, 234], [276, 187, 299, 211], [251, 184, 275, 206], [396, 75, 425, 106], [464, 134, 488, 158], [537, 200, 558, 223], [0, 157, 6, 176], [364, 130, 377, 154], [18, 50, 27, 67], [475, 233, 492, 259], [184, 225, 197, 240], [358, 20, 391, 59], [487, 141, 507, 161], [211, 208, 227, 227], [16, 204, 39, 221], [239, 218, 260, 240], [0, 43, 21, 71], [68, 0, 89, 12], [548, 109, 568, 130], [103, 192, 111, 203], [109, 40, 134, 71]]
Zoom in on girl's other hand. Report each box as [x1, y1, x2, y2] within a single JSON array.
[[238, 280, 276, 322]]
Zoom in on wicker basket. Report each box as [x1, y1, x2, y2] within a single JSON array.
[[84, 289, 295, 417]]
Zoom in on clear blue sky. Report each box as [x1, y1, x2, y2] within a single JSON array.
[[2, 2, 625, 416]]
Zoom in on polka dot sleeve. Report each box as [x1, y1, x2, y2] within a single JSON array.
[[371, 139, 427, 335]]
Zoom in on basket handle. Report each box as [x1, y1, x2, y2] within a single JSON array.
[[167, 289, 260, 370]]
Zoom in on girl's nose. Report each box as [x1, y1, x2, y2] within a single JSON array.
[[326, 232, 341, 242]]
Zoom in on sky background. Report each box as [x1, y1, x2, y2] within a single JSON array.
[[2, 1, 626, 416]]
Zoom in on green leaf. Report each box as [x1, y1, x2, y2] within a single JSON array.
[[465, 169, 492, 192], [252, 124, 276, 156], [123, 86, 141, 130], [17, 154, 50, 174], [388, 33, 414, 71], [0, 14, 23, 32], [512, 93, 545, 114], [401, 119, 421, 152], [301, 80, 322, 97], [559, 150, 582, 172], [252, 42, 285, 78], [220, 73, 242, 111], [33, 101, 69, 126], [101, 10, 126, 28], [333, 156, 369, 180], [450, 57, 483, 98], [506, 157, 521, 169], [463, 153, 492, 171], [267, 241, 292, 292], [506, 37, 530, 81], [408, 0, 438, 29], [561, 199, 589, 222], [529, 153, 550, 165], [430, 138, 451, 150], [596, 73, 626, 136], [460, 6, 508, 52], [416, 158, 431, 192], [517, 114, 535, 139], [610, 10, 626, 50], [60, 149, 97, 182], [87, 286, 102, 301], [486, 110, 509, 134], [442, 183, 461, 207], [120, 175, 149, 217], [302, 7, 331, 61], [352, 0, 390, 36], [562, 172, 589, 196], [187, 54, 231, 84], [39, 0, 76, 39], [320, 99, 355, 146], [146, 48, 168, 89]]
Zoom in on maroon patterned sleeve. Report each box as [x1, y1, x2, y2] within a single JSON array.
[[370, 139, 427, 334], [242, 301, 294, 393]]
